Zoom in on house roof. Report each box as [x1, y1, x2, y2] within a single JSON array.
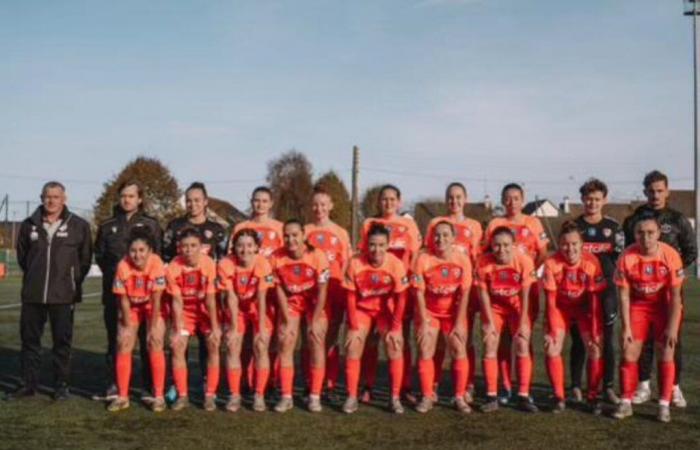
[[523, 199, 557, 215]]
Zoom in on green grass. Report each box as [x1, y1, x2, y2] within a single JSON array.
[[0, 276, 698, 450]]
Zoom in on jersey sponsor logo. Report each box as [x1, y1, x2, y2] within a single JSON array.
[[603, 228, 612, 238], [583, 242, 612, 254]]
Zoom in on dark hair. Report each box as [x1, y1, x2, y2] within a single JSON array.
[[434, 220, 455, 236], [186, 182, 208, 198], [491, 226, 515, 242], [367, 222, 390, 241], [634, 212, 660, 231], [232, 228, 261, 248], [558, 220, 582, 240], [177, 226, 203, 243], [117, 180, 145, 211], [283, 218, 305, 232], [251, 186, 273, 199], [501, 183, 523, 199], [579, 178, 608, 198], [127, 228, 155, 250], [378, 184, 401, 200], [445, 182, 467, 200], [643, 170, 668, 189]]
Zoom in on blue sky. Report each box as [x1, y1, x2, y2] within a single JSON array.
[[0, 0, 695, 219]]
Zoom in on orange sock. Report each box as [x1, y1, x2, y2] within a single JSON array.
[[452, 357, 469, 398], [587, 358, 603, 401], [149, 351, 165, 398], [546, 356, 565, 400], [658, 361, 675, 403], [620, 361, 638, 401], [310, 365, 325, 396], [206, 365, 220, 396], [173, 366, 188, 397], [227, 368, 242, 396], [255, 367, 270, 395], [280, 365, 294, 397], [326, 345, 339, 391], [418, 358, 434, 398], [467, 345, 476, 388], [116, 352, 132, 398], [390, 358, 404, 398], [483, 357, 498, 396], [345, 358, 360, 398], [361, 344, 378, 389], [517, 356, 532, 397]]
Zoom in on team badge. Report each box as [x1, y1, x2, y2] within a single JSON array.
[[499, 271, 509, 280], [316, 234, 325, 244], [269, 231, 277, 239], [398, 226, 406, 233], [305, 268, 314, 277], [602, 228, 612, 238], [187, 273, 197, 284], [135, 278, 145, 289], [567, 272, 576, 282], [112, 226, 118, 234], [452, 268, 462, 278], [401, 276, 409, 285], [240, 276, 248, 285], [644, 265, 654, 275], [441, 267, 450, 278], [371, 274, 379, 284], [330, 236, 338, 245], [204, 229, 213, 239], [521, 228, 530, 236], [659, 267, 668, 276], [660, 224, 672, 234], [513, 273, 521, 282], [587, 227, 596, 237], [293, 266, 302, 276], [30, 229, 39, 241]]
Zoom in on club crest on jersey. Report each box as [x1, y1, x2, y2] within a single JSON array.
[[112, 226, 118, 234], [293, 266, 302, 276], [587, 227, 596, 237], [659, 267, 668, 276], [499, 271, 509, 281], [567, 272, 577, 282], [398, 226, 406, 233], [240, 276, 248, 285], [603, 228, 612, 238], [316, 234, 325, 244], [660, 224, 672, 234], [204, 229, 213, 239], [305, 268, 314, 277], [371, 274, 380, 284], [513, 273, 521, 282], [452, 268, 462, 278], [269, 231, 277, 240], [521, 228, 530, 236], [186, 274, 198, 284], [441, 267, 450, 278], [135, 278, 145, 289], [330, 236, 338, 245], [644, 265, 654, 275]]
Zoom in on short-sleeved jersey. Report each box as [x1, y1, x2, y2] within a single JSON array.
[[542, 252, 606, 309], [359, 216, 421, 269], [412, 251, 473, 317], [271, 248, 330, 300], [113, 253, 166, 304], [476, 252, 535, 308], [165, 254, 218, 304], [484, 216, 549, 261], [575, 216, 624, 278], [217, 254, 273, 312], [424, 216, 483, 263], [343, 253, 409, 313], [232, 219, 284, 259], [614, 242, 685, 304], [304, 222, 351, 281]]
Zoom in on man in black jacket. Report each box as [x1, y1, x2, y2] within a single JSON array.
[[12, 181, 92, 400], [622, 170, 696, 408], [94, 181, 161, 400]]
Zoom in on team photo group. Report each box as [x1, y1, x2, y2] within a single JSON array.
[[10, 170, 693, 424]]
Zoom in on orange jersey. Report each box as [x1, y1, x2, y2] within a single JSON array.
[[424, 216, 483, 263], [359, 216, 421, 268], [217, 254, 273, 312], [412, 250, 472, 318], [271, 248, 330, 309], [542, 252, 606, 309], [476, 252, 535, 308], [113, 253, 166, 304], [614, 242, 684, 304], [484, 216, 548, 261], [304, 222, 351, 281], [165, 254, 218, 304], [343, 253, 409, 313], [233, 219, 284, 259]]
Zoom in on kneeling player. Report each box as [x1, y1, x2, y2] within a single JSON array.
[[108, 230, 167, 412], [271, 220, 330, 413], [542, 221, 606, 414], [477, 227, 538, 413], [167, 228, 221, 411], [413, 221, 473, 414], [613, 215, 684, 423], [218, 229, 274, 412], [343, 223, 409, 414]]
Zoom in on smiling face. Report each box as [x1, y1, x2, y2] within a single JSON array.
[[252, 191, 273, 217], [491, 232, 514, 265], [186, 188, 208, 219], [234, 234, 258, 266], [434, 223, 455, 254], [644, 180, 669, 211], [379, 188, 400, 217], [128, 239, 151, 270], [635, 219, 661, 255], [283, 222, 305, 256], [502, 188, 524, 217], [582, 190, 606, 217], [368, 233, 389, 266], [312, 192, 333, 223], [559, 231, 583, 265], [180, 235, 202, 266], [446, 185, 466, 215], [119, 184, 142, 214]]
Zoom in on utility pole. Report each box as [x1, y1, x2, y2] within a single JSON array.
[[684, 0, 700, 277], [351, 146, 360, 247]]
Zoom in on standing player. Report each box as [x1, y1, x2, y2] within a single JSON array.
[[167, 228, 221, 412], [622, 171, 695, 408], [570, 179, 624, 404], [342, 223, 409, 415], [413, 221, 473, 414], [476, 227, 538, 413], [613, 215, 684, 423], [108, 230, 168, 412], [423, 182, 483, 399], [270, 220, 330, 413], [484, 183, 548, 403], [542, 221, 606, 414], [304, 185, 351, 399], [358, 184, 420, 403], [217, 229, 274, 412]]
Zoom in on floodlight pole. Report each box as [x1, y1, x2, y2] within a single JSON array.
[[685, 0, 700, 277]]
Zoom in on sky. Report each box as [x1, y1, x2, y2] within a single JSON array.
[[0, 0, 696, 219]]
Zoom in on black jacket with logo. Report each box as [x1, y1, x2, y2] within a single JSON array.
[[162, 216, 228, 263], [16, 207, 93, 305], [94, 208, 162, 303], [575, 215, 625, 279]]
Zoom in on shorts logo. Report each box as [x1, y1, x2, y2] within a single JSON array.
[[587, 227, 596, 237], [603, 228, 612, 238]]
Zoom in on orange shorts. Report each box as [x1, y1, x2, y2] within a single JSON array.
[[181, 302, 213, 336], [355, 308, 394, 335], [547, 304, 600, 339], [127, 301, 168, 325], [414, 310, 466, 335], [482, 303, 531, 336], [221, 306, 274, 335], [630, 303, 677, 343]]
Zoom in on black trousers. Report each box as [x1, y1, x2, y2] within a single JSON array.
[[20, 303, 74, 389]]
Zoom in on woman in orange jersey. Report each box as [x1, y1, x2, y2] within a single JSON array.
[[413, 221, 473, 414], [342, 223, 409, 415], [542, 221, 606, 414], [424, 182, 483, 400], [271, 219, 330, 413], [107, 229, 167, 413], [304, 185, 351, 399], [477, 226, 538, 413], [217, 229, 274, 412], [167, 228, 221, 412], [358, 184, 420, 403], [612, 215, 684, 423], [484, 183, 548, 403], [232, 186, 284, 258]]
